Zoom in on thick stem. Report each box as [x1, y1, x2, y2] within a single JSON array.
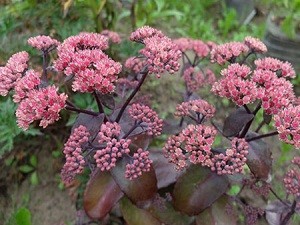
[[122, 121, 141, 139], [246, 131, 278, 142], [270, 188, 289, 207], [41, 51, 49, 84], [255, 120, 265, 133], [182, 52, 193, 65], [93, 91, 104, 113], [115, 68, 148, 123], [65, 105, 99, 117], [281, 200, 296, 225], [239, 102, 262, 138], [130, 0, 137, 30]]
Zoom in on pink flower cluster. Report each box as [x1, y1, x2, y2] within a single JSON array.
[[16, 86, 67, 130], [174, 38, 210, 57], [244, 36, 267, 53], [0, 52, 29, 96], [183, 67, 215, 92], [210, 138, 249, 175], [94, 122, 131, 171], [210, 42, 249, 64], [274, 105, 300, 148], [100, 30, 121, 44], [61, 125, 89, 184], [255, 57, 296, 78], [212, 64, 258, 106], [163, 124, 217, 170], [130, 26, 164, 43], [125, 148, 152, 180], [13, 70, 41, 103], [129, 103, 163, 136], [283, 157, 300, 197], [175, 99, 215, 119], [131, 27, 181, 77], [27, 35, 60, 51], [125, 57, 147, 73]]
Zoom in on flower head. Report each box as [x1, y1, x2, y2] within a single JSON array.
[[27, 35, 60, 51], [220, 63, 251, 78], [0, 52, 29, 96], [211, 42, 249, 64], [100, 30, 121, 44], [125, 57, 147, 73], [274, 105, 300, 148], [130, 26, 164, 43], [129, 103, 163, 136], [283, 157, 300, 197], [244, 36, 267, 53], [16, 86, 67, 130], [175, 99, 215, 119], [61, 125, 89, 184], [125, 148, 152, 180]]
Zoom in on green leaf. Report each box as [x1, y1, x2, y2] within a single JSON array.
[[15, 207, 32, 225], [228, 185, 241, 196], [29, 155, 37, 167], [30, 171, 39, 185], [84, 169, 123, 219], [120, 196, 161, 225], [281, 14, 296, 39], [173, 165, 229, 216], [19, 165, 34, 173]]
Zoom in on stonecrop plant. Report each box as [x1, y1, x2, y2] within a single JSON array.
[[1, 27, 299, 225]]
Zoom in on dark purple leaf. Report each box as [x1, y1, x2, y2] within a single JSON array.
[[111, 155, 157, 204], [195, 195, 237, 225], [120, 196, 161, 225], [145, 196, 194, 225], [162, 119, 183, 135], [172, 165, 229, 215], [266, 200, 291, 225], [129, 133, 151, 151], [98, 93, 115, 110], [149, 149, 184, 189], [83, 169, 123, 219], [246, 132, 272, 180], [223, 107, 254, 137], [72, 113, 104, 137]]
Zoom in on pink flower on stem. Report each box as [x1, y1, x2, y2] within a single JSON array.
[[0, 52, 29, 96], [254, 57, 296, 79], [124, 56, 147, 73], [130, 26, 164, 43], [252, 69, 277, 87], [140, 35, 182, 77], [27, 35, 60, 51], [274, 105, 300, 148], [61, 125, 89, 184], [129, 103, 163, 136], [174, 38, 210, 57], [125, 148, 152, 180], [100, 30, 121, 44], [259, 78, 295, 115], [283, 157, 300, 197], [54, 32, 109, 73], [13, 70, 41, 103], [220, 63, 251, 78], [210, 42, 249, 64], [211, 138, 249, 175], [175, 99, 216, 120], [174, 38, 193, 52], [16, 86, 67, 130], [94, 122, 131, 171], [244, 36, 267, 53], [183, 67, 204, 92]]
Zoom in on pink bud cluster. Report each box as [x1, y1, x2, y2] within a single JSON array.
[[244, 36, 267, 53], [129, 103, 163, 136], [254, 57, 296, 78], [243, 205, 264, 225], [243, 176, 270, 197], [183, 66, 215, 92], [174, 38, 210, 57], [61, 125, 89, 184], [210, 138, 249, 175], [27, 35, 60, 51], [124, 57, 147, 73], [94, 122, 131, 171], [212, 64, 258, 106], [163, 124, 217, 170], [210, 42, 249, 64], [274, 105, 300, 148], [283, 157, 300, 197], [0, 52, 29, 96], [100, 30, 121, 44], [125, 148, 152, 180], [13, 70, 41, 103], [131, 27, 181, 77], [175, 99, 215, 119], [16, 86, 67, 130]]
